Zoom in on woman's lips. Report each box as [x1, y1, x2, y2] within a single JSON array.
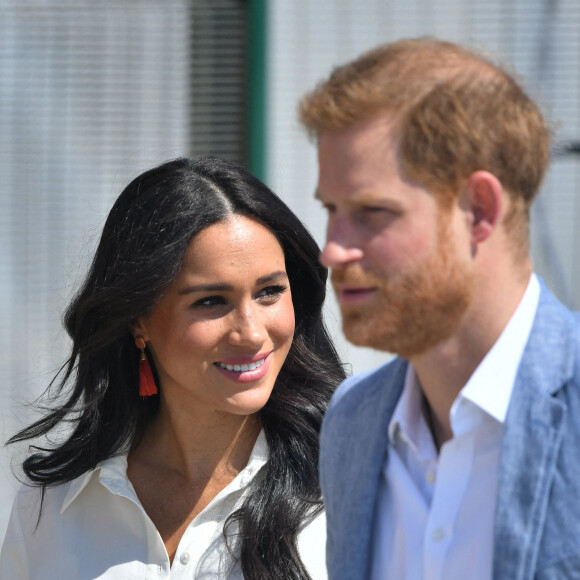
[[214, 353, 272, 383]]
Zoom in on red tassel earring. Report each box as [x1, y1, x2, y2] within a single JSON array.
[[135, 337, 158, 397]]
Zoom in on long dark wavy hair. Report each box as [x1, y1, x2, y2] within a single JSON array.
[[9, 156, 346, 579]]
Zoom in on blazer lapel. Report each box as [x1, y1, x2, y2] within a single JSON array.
[[322, 359, 407, 579], [493, 283, 573, 579]]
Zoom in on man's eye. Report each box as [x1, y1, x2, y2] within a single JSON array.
[[363, 205, 389, 213], [358, 206, 400, 221]]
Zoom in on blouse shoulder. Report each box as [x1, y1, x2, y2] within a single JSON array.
[[298, 508, 328, 580]]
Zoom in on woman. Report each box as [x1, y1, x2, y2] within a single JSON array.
[[1, 156, 345, 579]]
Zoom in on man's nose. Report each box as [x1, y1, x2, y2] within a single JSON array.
[[319, 240, 364, 268], [319, 218, 364, 268]]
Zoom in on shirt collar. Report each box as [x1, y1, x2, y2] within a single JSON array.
[[454, 273, 540, 425], [61, 429, 269, 513], [388, 364, 436, 458]]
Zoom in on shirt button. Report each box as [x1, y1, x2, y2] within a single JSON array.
[[431, 528, 446, 542], [180, 552, 191, 565], [425, 470, 436, 484]]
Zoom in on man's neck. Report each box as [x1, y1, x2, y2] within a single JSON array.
[[410, 269, 532, 447]]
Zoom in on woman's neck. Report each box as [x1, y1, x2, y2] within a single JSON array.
[[131, 400, 261, 481], [126, 402, 262, 563]]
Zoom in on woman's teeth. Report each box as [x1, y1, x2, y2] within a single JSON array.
[[218, 358, 265, 372]]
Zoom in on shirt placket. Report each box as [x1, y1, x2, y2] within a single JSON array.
[[423, 433, 475, 580], [170, 510, 224, 578]]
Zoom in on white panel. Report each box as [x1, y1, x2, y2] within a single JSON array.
[[266, 0, 580, 378], [0, 0, 191, 542]]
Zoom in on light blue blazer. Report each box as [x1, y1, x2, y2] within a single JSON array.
[[320, 280, 580, 579]]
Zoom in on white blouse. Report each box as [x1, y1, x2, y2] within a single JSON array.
[[0, 431, 327, 579]]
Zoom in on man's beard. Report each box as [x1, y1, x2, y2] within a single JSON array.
[[331, 225, 475, 358]]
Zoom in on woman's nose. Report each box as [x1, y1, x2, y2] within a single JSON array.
[[228, 304, 267, 347]]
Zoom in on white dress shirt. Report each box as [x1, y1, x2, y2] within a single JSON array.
[[0, 430, 327, 579], [370, 274, 540, 580]]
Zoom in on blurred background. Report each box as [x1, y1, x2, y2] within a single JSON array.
[[1, 0, 579, 541]]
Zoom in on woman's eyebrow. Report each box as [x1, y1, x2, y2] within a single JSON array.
[[178, 271, 288, 296], [256, 271, 288, 285], [178, 282, 232, 296]]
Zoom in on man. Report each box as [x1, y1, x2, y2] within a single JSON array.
[[299, 37, 580, 579]]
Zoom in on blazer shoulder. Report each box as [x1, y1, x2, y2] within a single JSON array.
[[323, 357, 407, 435], [525, 280, 580, 396], [536, 277, 580, 337], [329, 357, 404, 403]]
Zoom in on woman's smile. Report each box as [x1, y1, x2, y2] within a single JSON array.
[[215, 353, 271, 383]]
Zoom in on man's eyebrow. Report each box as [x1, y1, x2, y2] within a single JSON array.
[[316, 188, 405, 208]]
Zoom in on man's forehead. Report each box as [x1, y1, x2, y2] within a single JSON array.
[[314, 186, 395, 204], [315, 131, 403, 204], [317, 114, 396, 152]]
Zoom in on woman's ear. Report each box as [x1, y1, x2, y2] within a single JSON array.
[[462, 170, 504, 244], [131, 318, 147, 340]]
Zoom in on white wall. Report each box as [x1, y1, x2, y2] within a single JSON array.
[[0, 0, 191, 543], [265, 0, 580, 375]]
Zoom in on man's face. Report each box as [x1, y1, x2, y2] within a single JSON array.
[[315, 116, 475, 357]]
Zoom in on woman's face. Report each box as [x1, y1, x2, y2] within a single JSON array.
[[134, 215, 295, 418]]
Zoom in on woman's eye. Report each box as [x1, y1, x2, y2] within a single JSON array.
[[193, 295, 226, 308], [257, 285, 288, 300]]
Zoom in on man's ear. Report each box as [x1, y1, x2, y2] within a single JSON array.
[[462, 170, 503, 243]]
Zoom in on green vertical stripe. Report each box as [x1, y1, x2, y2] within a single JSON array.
[[247, 0, 267, 181]]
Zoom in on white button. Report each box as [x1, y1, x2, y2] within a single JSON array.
[[180, 552, 191, 565], [431, 528, 446, 542], [425, 470, 436, 484]]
